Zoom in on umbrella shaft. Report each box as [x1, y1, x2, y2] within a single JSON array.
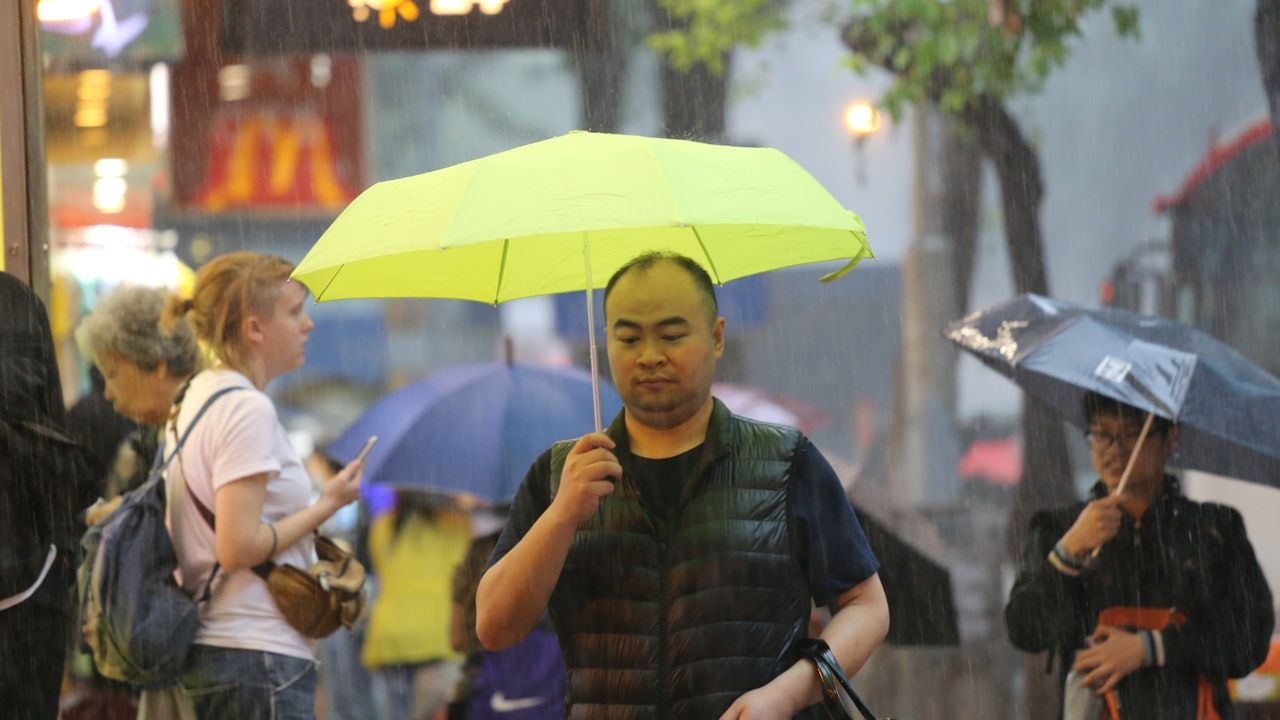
[[1114, 412, 1156, 498], [584, 234, 603, 433]]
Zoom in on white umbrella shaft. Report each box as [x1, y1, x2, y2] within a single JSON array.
[[1114, 412, 1156, 498], [584, 235, 603, 433], [1091, 411, 1156, 560]]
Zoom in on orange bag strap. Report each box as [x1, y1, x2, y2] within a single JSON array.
[[1097, 606, 1187, 630], [1096, 607, 1219, 720]]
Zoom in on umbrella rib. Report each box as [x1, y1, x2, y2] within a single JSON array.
[[316, 264, 344, 302], [689, 226, 723, 284], [493, 238, 510, 305]]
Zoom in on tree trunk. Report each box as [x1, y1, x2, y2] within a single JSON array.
[[960, 97, 1075, 562], [652, 1, 731, 141], [944, 124, 982, 327], [1258, 0, 1280, 150], [574, 0, 627, 132], [887, 106, 979, 508]]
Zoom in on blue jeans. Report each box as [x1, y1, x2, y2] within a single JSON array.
[[181, 645, 317, 720]]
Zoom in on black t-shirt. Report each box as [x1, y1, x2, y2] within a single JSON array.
[[487, 437, 879, 607]]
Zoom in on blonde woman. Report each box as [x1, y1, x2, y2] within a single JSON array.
[[162, 252, 363, 719]]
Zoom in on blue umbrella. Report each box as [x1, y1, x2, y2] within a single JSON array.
[[946, 293, 1280, 489], [327, 362, 622, 502]]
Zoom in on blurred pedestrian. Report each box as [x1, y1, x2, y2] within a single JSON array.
[[161, 252, 365, 719], [477, 252, 889, 719], [448, 511, 503, 720], [65, 366, 138, 497], [449, 506, 564, 720], [0, 272, 93, 719], [363, 490, 469, 720], [1005, 391, 1274, 719], [76, 284, 208, 719], [76, 285, 204, 525]]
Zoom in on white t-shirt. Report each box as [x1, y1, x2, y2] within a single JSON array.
[[164, 369, 315, 660]]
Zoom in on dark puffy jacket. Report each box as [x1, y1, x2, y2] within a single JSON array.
[[1005, 477, 1274, 719], [546, 401, 814, 720], [0, 272, 92, 601]]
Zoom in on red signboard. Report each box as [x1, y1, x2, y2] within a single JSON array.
[[194, 111, 356, 211], [169, 0, 364, 212]]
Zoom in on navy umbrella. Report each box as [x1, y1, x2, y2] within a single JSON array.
[[946, 294, 1280, 489], [328, 362, 622, 502]]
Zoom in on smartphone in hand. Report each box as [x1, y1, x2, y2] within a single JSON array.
[[354, 435, 378, 464]]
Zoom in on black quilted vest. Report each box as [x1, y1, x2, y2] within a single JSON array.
[[547, 400, 813, 720]]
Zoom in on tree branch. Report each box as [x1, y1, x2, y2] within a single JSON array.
[[1258, 0, 1280, 150]]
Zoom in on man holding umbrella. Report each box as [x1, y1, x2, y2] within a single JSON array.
[[1005, 391, 1273, 719], [477, 252, 889, 719]]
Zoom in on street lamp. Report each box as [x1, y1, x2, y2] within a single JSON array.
[[843, 100, 881, 138], [842, 99, 881, 184]]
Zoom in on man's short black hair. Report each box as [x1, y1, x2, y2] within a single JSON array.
[[603, 251, 719, 322], [1081, 391, 1173, 435]]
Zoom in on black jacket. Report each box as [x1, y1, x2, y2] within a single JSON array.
[[1005, 477, 1274, 719], [0, 273, 92, 600]]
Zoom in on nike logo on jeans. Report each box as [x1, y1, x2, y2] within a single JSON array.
[[490, 691, 546, 712]]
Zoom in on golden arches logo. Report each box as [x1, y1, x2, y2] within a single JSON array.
[[197, 112, 354, 212]]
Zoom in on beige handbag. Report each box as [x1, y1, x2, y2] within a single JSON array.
[[188, 489, 366, 638], [252, 534, 366, 638]]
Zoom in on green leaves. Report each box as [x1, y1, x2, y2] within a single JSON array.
[[839, 0, 1142, 117], [648, 0, 789, 75], [648, 0, 1142, 119], [1111, 5, 1141, 38]]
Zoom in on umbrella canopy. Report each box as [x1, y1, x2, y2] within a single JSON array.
[[292, 131, 872, 304], [958, 437, 1022, 487], [712, 382, 831, 435], [842, 478, 959, 646], [326, 362, 622, 502], [946, 293, 1280, 488], [862, 511, 959, 646], [294, 131, 872, 432]]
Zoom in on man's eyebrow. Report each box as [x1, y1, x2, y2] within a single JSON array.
[[612, 316, 690, 330]]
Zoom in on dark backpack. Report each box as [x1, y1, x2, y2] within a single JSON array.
[[77, 387, 240, 684], [468, 628, 566, 720]]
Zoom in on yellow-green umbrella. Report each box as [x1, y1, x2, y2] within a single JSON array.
[[293, 131, 872, 430]]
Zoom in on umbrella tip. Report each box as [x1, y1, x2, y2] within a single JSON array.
[[503, 335, 514, 366]]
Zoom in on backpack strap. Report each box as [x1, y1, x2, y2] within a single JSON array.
[[165, 385, 249, 602], [160, 386, 244, 473], [171, 386, 277, 585]]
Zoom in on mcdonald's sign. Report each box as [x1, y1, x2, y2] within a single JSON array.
[[168, 38, 363, 214], [193, 111, 357, 212]]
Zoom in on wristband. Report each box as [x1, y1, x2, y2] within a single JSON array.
[[1140, 630, 1155, 667], [1047, 550, 1082, 577], [265, 522, 278, 559], [1053, 541, 1087, 570]]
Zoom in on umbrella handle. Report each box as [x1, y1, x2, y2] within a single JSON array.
[[584, 234, 603, 433], [1091, 411, 1155, 559]]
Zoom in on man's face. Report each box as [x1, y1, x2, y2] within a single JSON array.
[[98, 352, 170, 425], [605, 261, 724, 430], [1086, 413, 1175, 494]]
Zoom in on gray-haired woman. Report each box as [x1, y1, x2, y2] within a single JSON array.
[[76, 285, 202, 430], [75, 285, 204, 720]]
